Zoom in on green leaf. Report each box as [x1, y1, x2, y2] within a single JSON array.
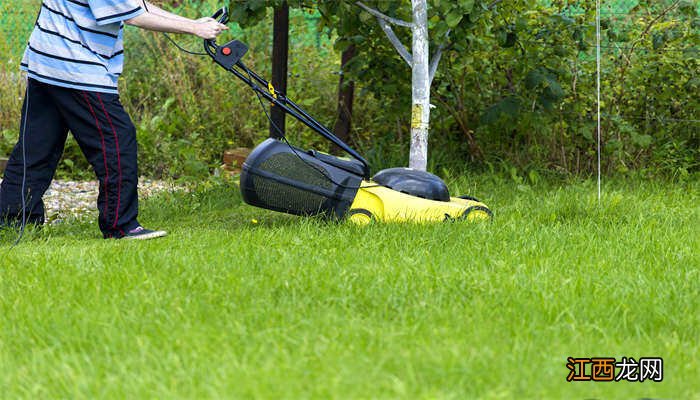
[[481, 97, 521, 124], [445, 11, 463, 28], [528, 169, 540, 185], [632, 133, 653, 148], [503, 31, 517, 48], [525, 69, 545, 90], [581, 124, 595, 142], [678, 0, 697, 16], [459, 0, 474, 12], [359, 10, 372, 24], [538, 95, 555, 111], [544, 77, 565, 100], [652, 33, 665, 50], [572, 28, 583, 41]]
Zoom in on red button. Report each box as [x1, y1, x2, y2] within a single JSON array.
[[222, 47, 232, 56]]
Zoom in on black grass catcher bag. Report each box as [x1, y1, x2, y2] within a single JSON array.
[[240, 138, 365, 219]]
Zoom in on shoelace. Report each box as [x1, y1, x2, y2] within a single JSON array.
[[128, 226, 144, 234]]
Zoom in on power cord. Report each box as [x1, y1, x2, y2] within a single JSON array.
[[162, 33, 207, 56], [142, 1, 207, 56], [246, 69, 375, 190], [8, 83, 30, 249], [16, 86, 29, 247]]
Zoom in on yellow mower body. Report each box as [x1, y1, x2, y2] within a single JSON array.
[[348, 181, 492, 225]]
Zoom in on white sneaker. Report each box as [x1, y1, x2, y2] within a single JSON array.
[[122, 226, 167, 240]]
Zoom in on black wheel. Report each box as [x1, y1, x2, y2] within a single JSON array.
[[347, 208, 374, 224], [458, 195, 482, 203], [459, 205, 494, 221]]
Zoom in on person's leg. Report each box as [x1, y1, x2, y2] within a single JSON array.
[[0, 79, 69, 225], [49, 87, 139, 238]]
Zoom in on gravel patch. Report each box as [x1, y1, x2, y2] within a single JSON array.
[[0, 178, 179, 223]]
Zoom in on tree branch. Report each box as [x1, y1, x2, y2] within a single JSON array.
[[429, 48, 443, 85], [429, 29, 451, 85], [488, 0, 504, 9], [376, 17, 413, 67], [356, 1, 413, 28], [626, 0, 680, 60]]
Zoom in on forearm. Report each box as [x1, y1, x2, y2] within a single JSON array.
[[126, 4, 228, 40], [142, 1, 192, 23], [125, 11, 195, 35]]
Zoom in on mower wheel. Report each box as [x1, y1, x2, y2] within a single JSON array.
[[460, 205, 493, 221], [347, 208, 374, 225], [458, 195, 482, 202]]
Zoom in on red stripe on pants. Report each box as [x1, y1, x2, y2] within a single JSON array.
[[97, 93, 122, 229], [81, 91, 110, 220]]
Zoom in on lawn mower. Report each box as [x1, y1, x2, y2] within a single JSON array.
[[204, 7, 491, 224]]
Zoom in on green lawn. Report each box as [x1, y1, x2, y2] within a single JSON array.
[[1, 176, 698, 399]]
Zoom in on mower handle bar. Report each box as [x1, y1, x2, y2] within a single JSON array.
[[203, 7, 371, 179], [211, 6, 229, 25]]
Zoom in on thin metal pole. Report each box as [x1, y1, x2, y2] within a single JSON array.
[[596, 0, 602, 202]]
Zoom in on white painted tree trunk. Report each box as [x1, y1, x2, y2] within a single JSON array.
[[356, 0, 439, 171], [409, 0, 430, 171]]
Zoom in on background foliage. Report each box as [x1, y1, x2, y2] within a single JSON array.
[[0, 0, 697, 180]]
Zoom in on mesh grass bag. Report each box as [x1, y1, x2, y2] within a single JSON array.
[[240, 139, 364, 219]]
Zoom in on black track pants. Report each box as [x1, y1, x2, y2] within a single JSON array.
[[0, 79, 140, 238]]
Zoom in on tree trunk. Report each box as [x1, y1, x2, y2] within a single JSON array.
[[409, 0, 430, 171], [332, 44, 356, 154], [270, 2, 289, 139]]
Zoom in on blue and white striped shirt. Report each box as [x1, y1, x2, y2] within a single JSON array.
[[20, 0, 145, 94]]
